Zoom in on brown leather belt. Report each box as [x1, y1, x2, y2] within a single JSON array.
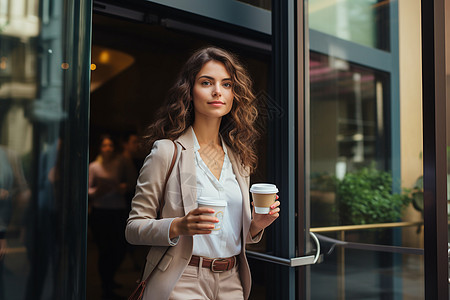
[[188, 255, 237, 273]]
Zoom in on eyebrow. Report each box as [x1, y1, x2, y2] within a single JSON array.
[[198, 75, 232, 81]]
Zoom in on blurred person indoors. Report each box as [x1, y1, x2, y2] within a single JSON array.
[[88, 134, 135, 300]]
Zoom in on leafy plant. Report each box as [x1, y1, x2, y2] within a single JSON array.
[[337, 165, 411, 225]]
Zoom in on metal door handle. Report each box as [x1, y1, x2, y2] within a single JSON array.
[[246, 232, 321, 267]]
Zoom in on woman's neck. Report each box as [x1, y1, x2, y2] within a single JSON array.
[[192, 118, 221, 146]]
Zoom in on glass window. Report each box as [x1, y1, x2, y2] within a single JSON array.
[[0, 0, 90, 299], [309, 0, 390, 51], [310, 51, 389, 227]]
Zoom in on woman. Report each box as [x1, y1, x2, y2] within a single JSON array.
[[126, 47, 280, 300], [88, 135, 135, 299]]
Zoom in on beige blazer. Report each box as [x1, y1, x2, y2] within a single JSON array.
[[126, 128, 263, 300]]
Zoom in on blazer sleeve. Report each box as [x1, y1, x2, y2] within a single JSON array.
[[242, 165, 265, 244], [125, 140, 177, 246]]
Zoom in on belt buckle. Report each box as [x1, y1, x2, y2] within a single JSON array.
[[211, 258, 227, 273]]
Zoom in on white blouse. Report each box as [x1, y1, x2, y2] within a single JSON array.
[[191, 128, 243, 258]]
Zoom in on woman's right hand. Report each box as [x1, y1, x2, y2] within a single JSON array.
[[169, 208, 218, 239]]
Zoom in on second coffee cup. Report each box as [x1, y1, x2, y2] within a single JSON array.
[[250, 183, 278, 214], [197, 197, 227, 235]]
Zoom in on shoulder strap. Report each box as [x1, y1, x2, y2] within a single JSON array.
[[158, 140, 177, 216]]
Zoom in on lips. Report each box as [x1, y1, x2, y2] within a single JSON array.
[[208, 101, 225, 105]]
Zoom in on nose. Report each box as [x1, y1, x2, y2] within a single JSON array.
[[212, 82, 222, 97]]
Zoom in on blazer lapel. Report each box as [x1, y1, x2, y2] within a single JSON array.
[[176, 128, 198, 215]]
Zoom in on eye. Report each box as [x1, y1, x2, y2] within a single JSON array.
[[201, 81, 212, 86], [223, 82, 232, 88]]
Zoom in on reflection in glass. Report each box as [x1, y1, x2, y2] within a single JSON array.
[[309, 51, 389, 228], [308, 1, 424, 297], [0, 1, 40, 299], [0, 145, 31, 299], [311, 246, 424, 299], [0, 0, 90, 299], [309, 0, 390, 50]]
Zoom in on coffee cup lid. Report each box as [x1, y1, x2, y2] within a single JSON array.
[[197, 197, 227, 207], [250, 183, 278, 194]]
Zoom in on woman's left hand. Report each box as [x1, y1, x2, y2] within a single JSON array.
[[249, 196, 280, 238]]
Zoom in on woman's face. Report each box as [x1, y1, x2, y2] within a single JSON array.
[[100, 138, 114, 159], [192, 60, 234, 121]]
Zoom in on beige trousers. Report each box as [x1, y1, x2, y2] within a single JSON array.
[[169, 257, 244, 300]]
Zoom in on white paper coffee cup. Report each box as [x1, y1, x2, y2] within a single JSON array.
[[250, 183, 278, 214], [197, 197, 227, 235]]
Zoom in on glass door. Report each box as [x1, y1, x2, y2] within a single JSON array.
[[306, 0, 448, 299], [307, 0, 425, 298], [231, 0, 446, 298]]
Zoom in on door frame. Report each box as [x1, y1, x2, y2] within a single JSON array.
[[421, 0, 448, 298], [91, 0, 298, 298], [87, 0, 450, 298]]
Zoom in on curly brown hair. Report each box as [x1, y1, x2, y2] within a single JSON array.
[[144, 46, 259, 173]]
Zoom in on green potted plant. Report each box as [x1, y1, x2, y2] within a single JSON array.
[[337, 165, 411, 225]]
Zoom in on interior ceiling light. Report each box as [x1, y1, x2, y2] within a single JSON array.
[[99, 50, 111, 63], [90, 45, 135, 92]]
